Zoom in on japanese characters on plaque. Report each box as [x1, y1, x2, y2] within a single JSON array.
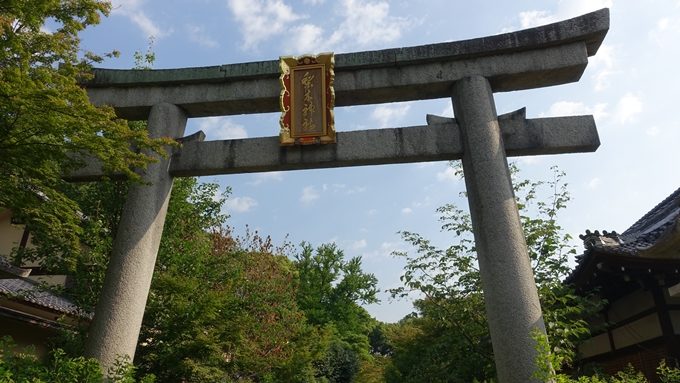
[[279, 53, 336, 146]]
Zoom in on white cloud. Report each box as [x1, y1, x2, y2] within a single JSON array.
[[346, 186, 367, 195], [351, 239, 367, 250], [303, 0, 324, 4], [646, 126, 660, 137], [322, 183, 366, 195], [439, 103, 454, 118], [543, 101, 609, 122], [416, 162, 437, 169], [327, 0, 411, 49], [518, 10, 556, 28], [436, 166, 459, 183], [363, 241, 403, 259], [588, 44, 617, 91], [250, 172, 284, 185], [511, 1, 612, 31], [129, 13, 164, 38], [412, 197, 431, 209], [519, 156, 542, 166], [300, 186, 320, 205], [111, 0, 169, 38], [227, 0, 302, 49], [225, 196, 258, 213], [556, 0, 613, 20], [399, 198, 431, 215], [588, 177, 601, 189], [371, 103, 411, 128], [186, 25, 219, 48], [211, 185, 229, 203], [198, 117, 248, 140], [288, 24, 325, 53], [615, 93, 643, 124], [649, 16, 680, 48]]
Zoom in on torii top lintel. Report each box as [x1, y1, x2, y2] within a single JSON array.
[[84, 8, 609, 120]]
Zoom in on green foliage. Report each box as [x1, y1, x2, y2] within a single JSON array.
[[657, 359, 680, 383], [384, 313, 492, 383], [533, 331, 680, 383], [313, 340, 360, 383], [0, 0, 170, 253], [137, 241, 313, 381], [133, 37, 156, 70], [61, 177, 303, 382], [295, 242, 377, 334], [368, 323, 392, 357], [294, 242, 378, 382], [0, 336, 153, 383], [388, 163, 603, 382], [355, 354, 390, 383], [50, 177, 323, 382]]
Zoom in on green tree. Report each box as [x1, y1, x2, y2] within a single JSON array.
[[295, 243, 378, 348], [55, 177, 323, 382], [388, 163, 602, 382], [0, 1, 168, 254], [0, 336, 154, 383], [294, 243, 379, 382]]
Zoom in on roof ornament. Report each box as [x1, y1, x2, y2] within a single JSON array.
[[579, 229, 622, 249]]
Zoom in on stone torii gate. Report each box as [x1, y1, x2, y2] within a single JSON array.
[[69, 9, 609, 382]]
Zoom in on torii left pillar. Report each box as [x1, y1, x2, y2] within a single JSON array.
[[85, 103, 187, 371]]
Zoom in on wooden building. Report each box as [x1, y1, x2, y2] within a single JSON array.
[[568, 187, 680, 378], [0, 208, 89, 357]]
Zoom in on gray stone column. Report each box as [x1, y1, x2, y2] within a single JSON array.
[[85, 103, 187, 372], [451, 76, 546, 383]]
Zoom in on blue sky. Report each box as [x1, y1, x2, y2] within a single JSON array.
[[78, 0, 680, 322]]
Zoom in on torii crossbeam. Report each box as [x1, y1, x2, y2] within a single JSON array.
[[74, 9, 609, 383]]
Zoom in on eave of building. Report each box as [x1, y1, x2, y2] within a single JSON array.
[[0, 278, 92, 321], [0, 297, 87, 329], [0, 258, 31, 279], [567, 187, 680, 293]]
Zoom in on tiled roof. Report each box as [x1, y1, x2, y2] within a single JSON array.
[[0, 257, 30, 278], [580, 187, 680, 256], [567, 186, 680, 286], [0, 278, 90, 318]]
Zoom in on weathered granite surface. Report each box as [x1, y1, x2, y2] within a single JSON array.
[[453, 76, 545, 383], [86, 9, 608, 87], [82, 9, 609, 120], [84, 103, 187, 371], [64, 111, 598, 181]]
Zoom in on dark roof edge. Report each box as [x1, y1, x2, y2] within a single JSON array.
[[0, 305, 72, 330], [85, 8, 609, 88], [0, 277, 91, 319], [0, 257, 31, 278], [623, 186, 680, 237], [565, 248, 680, 287]]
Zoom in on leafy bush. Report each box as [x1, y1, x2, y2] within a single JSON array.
[[0, 336, 154, 383], [534, 331, 680, 383]]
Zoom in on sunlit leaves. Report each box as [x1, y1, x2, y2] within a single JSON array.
[[388, 163, 604, 380], [1, 1, 170, 253]]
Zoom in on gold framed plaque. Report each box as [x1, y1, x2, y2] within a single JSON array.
[[279, 53, 336, 146]]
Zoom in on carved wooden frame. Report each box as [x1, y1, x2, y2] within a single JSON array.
[[279, 53, 335, 146]]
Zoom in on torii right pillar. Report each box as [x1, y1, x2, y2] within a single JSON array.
[[452, 75, 546, 383]]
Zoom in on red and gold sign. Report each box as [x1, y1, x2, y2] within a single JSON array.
[[279, 53, 335, 146]]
